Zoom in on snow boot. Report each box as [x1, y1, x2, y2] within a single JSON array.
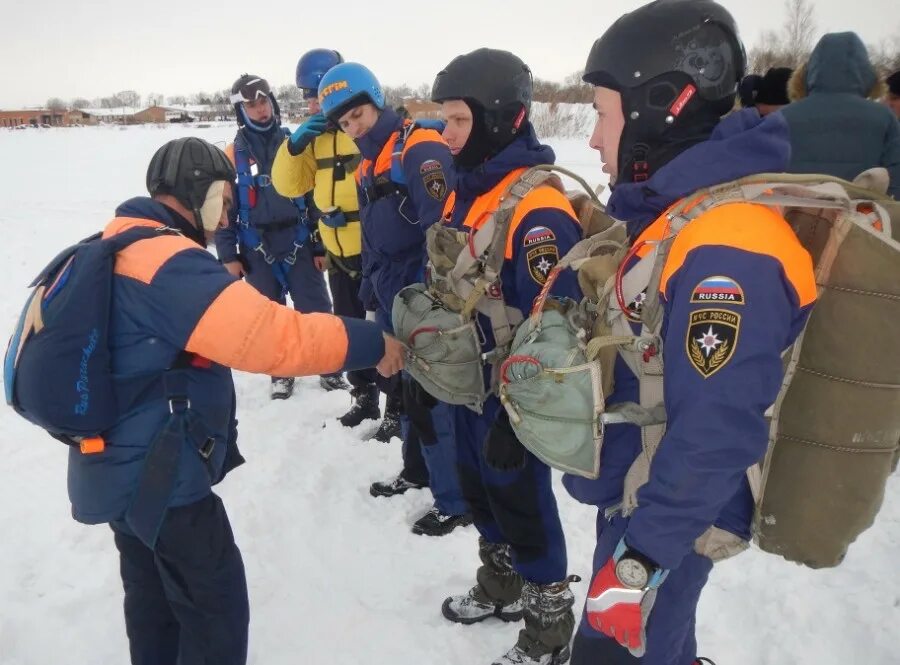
[[270, 377, 295, 400], [442, 538, 524, 625], [319, 373, 350, 392], [411, 506, 473, 536], [369, 474, 426, 498], [371, 394, 402, 443], [491, 576, 579, 665], [339, 384, 380, 427]]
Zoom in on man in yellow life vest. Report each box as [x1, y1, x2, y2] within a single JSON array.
[[273, 49, 381, 430]]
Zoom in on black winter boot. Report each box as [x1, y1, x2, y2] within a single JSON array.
[[411, 506, 473, 536], [371, 394, 402, 443], [338, 385, 380, 427], [270, 377, 295, 400]]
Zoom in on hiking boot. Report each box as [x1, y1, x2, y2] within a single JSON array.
[[492, 577, 579, 665], [369, 474, 426, 498], [411, 507, 473, 536], [319, 374, 350, 392], [338, 385, 380, 427], [442, 539, 524, 625], [270, 377, 295, 400], [493, 644, 571, 665], [371, 395, 402, 443], [441, 588, 524, 625]]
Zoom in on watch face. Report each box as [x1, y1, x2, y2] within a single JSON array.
[[615, 557, 650, 589]]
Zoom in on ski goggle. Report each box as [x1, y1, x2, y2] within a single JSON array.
[[230, 77, 271, 105]]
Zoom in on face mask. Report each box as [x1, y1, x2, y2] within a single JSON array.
[[198, 180, 227, 232]]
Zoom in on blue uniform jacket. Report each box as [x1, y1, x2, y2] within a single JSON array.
[[69, 197, 384, 531], [563, 110, 817, 570], [446, 125, 583, 340], [354, 108, 454, 324]]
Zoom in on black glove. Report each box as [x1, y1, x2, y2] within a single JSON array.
[[483, 409, 527, 472], [402, 378, 438, 445]]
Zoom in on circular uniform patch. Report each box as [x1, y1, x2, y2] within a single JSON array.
[[686, 309, 741, 378]]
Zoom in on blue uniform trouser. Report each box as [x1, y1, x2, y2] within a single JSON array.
[[242, 242, 332, 314], [417, 397, 468, 516], [571, 511, 713, 665], [111, 493, 249, 665], [453, 395, 567, 584]]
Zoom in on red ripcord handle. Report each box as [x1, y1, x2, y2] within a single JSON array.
[[529, 264, 564, 323], [615, 240, 650, 323], [500, 354, 543, 385], [408, 326, 441, 346]]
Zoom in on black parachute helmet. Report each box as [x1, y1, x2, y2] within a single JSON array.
[[230, 73, 281, 129], [432, 48, 533, 167], [583, 0, 745, 182], [146, 137, 235, 229]]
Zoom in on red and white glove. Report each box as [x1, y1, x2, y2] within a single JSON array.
[[585, 543, 666, 657]]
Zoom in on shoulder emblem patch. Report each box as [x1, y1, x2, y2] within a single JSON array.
[[690, 275, 745, 305], [686, 309, 741, 378], [420, 160, 447, 201], [527, 245, 559, 285], [523, 225, 556, 247]]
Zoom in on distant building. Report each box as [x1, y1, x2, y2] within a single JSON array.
[[400, 99, 441, 120], [0, 108, 68, 128]]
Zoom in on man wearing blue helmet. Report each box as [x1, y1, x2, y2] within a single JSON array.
[[216, 73, 340, 400], [273, 50, 384, 430], [318, 62, 472, 537]]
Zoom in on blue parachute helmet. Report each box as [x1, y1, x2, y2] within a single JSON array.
[[296, 49, 344, 94], [318, 62, 385, 122]]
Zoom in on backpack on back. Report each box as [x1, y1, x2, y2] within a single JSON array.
[[500, 170, 900, 569], [4, 225, 172, 447]]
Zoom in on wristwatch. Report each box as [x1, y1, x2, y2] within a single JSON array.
[[614, 547, 661, 590]]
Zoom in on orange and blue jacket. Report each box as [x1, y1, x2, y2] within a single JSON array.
[[563, 110, 816, 571], [353, 108, 454, 320], [68, 197, 384, 525], [443, 125, 583, 349]]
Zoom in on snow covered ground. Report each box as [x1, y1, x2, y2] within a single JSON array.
[[0, 124, 897, 665]]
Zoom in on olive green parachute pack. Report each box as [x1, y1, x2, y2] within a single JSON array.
[[392, 165, 610, 413], [498, 169, 900, 569]]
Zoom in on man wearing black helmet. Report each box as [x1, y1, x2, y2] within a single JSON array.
[[216, 73, 341, 400], [429, 48, 583, 665], [67, 136, 401, 665], [565, 2, 816, 664]]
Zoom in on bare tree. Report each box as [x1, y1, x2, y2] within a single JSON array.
[[46, 97, 68, 111], [146, 92, 165, 107], [747, 0, 818, 73], [71, 97, 91, 110], [383, 84, 414, 109], [782, 0, 816, 66], [167, 95, 187, 106], [116, 90, 142, 108], [868, 35, 900, 81]]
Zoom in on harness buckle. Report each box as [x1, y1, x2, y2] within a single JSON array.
[[256, 174, 271, 187], [198, 437, 216, 461], [168, 396, 190, 414]]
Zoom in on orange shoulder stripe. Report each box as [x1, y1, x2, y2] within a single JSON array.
[[504, 186, 578, 259], [186, 280, 349, 376], [660, 202, 816, 307], [402, 128, 447, 156], [224, 143, 236, 167], [106, 218, 199, 285], [442, 191, 457, 219]]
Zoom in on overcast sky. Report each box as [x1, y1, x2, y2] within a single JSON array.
[[0, 0, 897, 108]]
